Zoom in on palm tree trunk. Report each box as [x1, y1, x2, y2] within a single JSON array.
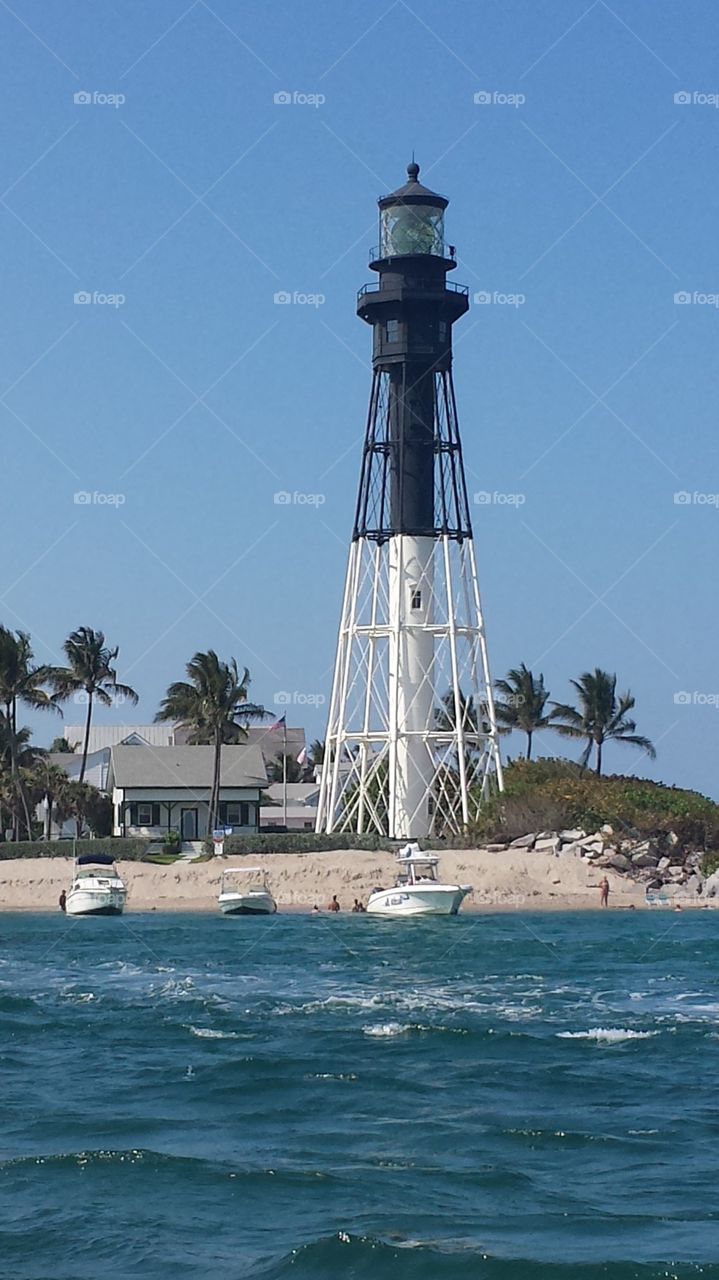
[[45, 792, 53, 841], [526, 730, 533, 761], [596, 740, 603, 776], [79, 691, 93, 784], [209, 729, 222, 837]]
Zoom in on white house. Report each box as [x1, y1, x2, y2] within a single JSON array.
[[107, 744, 267, 841], [63, 724, 179, 752], [260, 782, 319, 831], [64, 723, 306, 769]]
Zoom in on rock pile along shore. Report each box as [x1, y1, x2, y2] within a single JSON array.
[[483, 826, 712, 899]]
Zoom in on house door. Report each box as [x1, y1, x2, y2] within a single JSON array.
[[181, 808, 198, 840]]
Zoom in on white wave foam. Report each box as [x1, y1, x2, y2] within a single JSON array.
[[363, 1022, 412, 1038], [189, 1026, 240, 1039], [557, 1027, 659, 1043]]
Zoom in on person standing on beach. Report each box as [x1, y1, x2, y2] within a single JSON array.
[[327, 895, 341, 912], [599, 876, 609, 908], [58, 890, 66, 913]]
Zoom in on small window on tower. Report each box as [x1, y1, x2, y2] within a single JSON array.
[[438, 321, 447, 343], [411, 589, 422, 610], [386, 319, 400, 343]]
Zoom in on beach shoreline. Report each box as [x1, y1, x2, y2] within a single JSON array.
[[0, 848, 703, 913]]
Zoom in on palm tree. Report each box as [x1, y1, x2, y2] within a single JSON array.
[[155, 652, 265, 836], [494, 664, 553, 760], [551, 668, 656, 775], [0, 628, 59, 838], [52, 628, 138, 783], [0, 717, 46, 839], [309, 739, 325, 767]]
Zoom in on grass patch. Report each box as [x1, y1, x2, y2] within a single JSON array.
[[472, 758, 719, 851], [142, 852, 182, 865]]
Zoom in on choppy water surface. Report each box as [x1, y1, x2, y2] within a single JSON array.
[[2, 910, 719, 1279]]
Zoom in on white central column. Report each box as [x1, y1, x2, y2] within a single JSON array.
[[388, 533, 435, 838]]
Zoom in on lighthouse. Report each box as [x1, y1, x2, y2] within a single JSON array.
[[316, 163, 503, 839]]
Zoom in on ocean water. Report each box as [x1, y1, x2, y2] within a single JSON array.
[[2, 910, 719, 1279]]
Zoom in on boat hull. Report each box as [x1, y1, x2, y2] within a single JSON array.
[[219, 893, 277, 916], [66, 889, 126, 916], [366, 885, 470, 917]]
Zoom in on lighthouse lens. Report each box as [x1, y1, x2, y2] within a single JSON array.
[[381, 204, 444, 257]]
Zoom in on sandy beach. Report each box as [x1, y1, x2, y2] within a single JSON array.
[[0, 849, 660, 912]]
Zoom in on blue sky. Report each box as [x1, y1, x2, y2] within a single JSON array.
[[2, 0, 717, 794]]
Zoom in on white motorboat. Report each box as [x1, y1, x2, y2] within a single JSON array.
[[218, 867, 277, 916], [66, 854, 127, 916], [366, 844, 471, 918]]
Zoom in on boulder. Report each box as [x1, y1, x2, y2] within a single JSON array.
[[704, 870, 719, 898], [510, 833, 536, 849], [560, 829, 585, 843], [685, 874, 703, 896], [606, 852, 632, 871], [535, 831, 557, 841], [657, 857, 671, 872], [579, 834, 604, 850], [484, 843, 508, 852], [668, 864, 685, 878], [667, 831, 679, 847], [535, 837, 561, 854], [601, 824, 614, 836], [632, 852, 660, 868]]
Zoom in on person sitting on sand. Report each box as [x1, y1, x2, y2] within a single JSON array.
[[327, 895, 341, 912], [599, 875, 609, 908], [311, 904, 321, 914]]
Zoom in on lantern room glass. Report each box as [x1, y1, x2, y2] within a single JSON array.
[[380, 203, 445, 257]]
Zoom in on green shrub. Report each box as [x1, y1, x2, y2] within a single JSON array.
[[472, 759, 719, 851], [0, 837, 152, 861], [209, 832, 406, 856]]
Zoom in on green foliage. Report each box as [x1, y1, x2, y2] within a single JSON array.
[[0, 837, 152, 860], [163, 829, 181, 853], [212, 831, 403, 855], [702, 851, 719, 877], [473, 758, 719, 850]]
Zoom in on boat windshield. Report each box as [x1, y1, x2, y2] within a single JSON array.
[[74, 868, 122, 882], [396, 860, 438, 886]]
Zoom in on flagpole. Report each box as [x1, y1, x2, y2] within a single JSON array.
[[282, 719, 287, 828]]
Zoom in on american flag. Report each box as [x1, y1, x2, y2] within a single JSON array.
[[270, 714, 286, 731]]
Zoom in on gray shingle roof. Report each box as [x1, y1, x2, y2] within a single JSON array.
[[109, 745, 267, 790]]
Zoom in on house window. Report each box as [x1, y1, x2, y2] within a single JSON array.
[[385, 319, 399, 343], [411, 589, 422, 610], [131, 802, 160, 827], [219, 802, 252, 828]]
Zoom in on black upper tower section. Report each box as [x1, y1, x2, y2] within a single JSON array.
[[353, 163, 471, 541]]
